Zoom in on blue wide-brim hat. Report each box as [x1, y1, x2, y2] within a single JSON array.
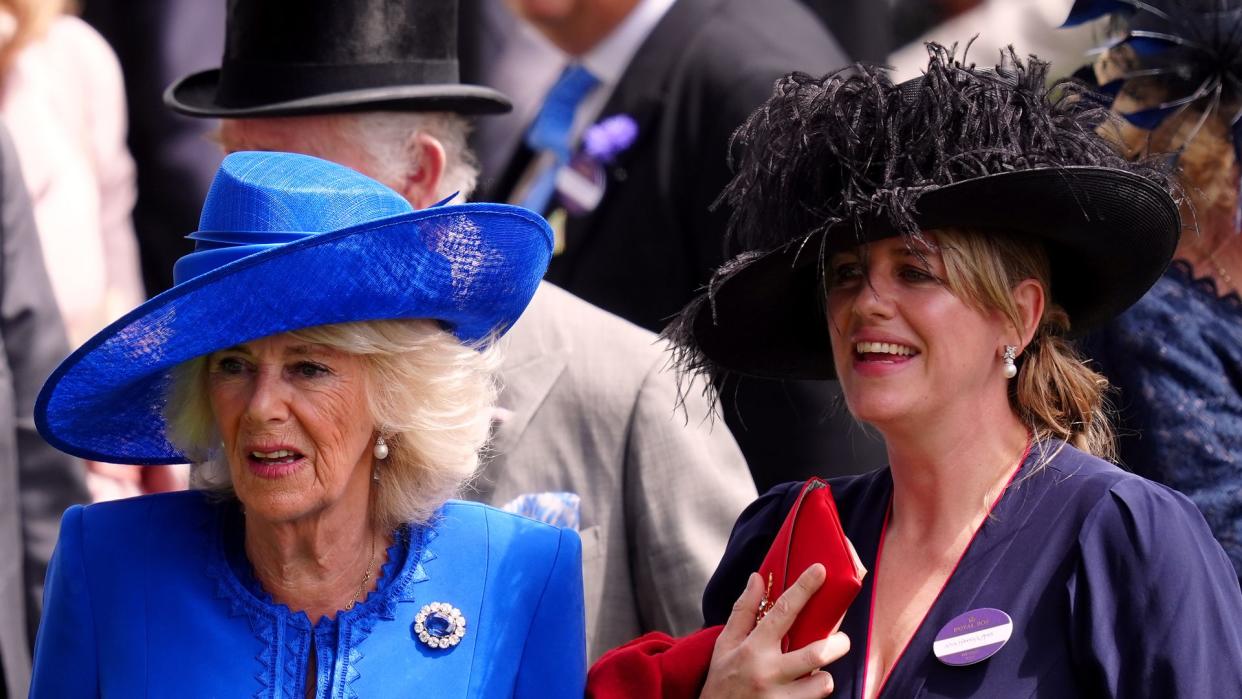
[[36, 151, 553, 465]]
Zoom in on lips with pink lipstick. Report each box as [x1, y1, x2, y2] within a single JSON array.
[[246, 445, 307, 479], [851, 339, 920, 376]]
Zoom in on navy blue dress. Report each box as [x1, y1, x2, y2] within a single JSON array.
[[1084, 260, 1242, 578], [702, 443, 1242, 698]]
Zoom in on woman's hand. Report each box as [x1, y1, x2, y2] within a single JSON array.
[[700, 563, 851, 699]]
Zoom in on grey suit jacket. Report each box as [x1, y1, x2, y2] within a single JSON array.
[[0, 124, 89, 696], [469, 282, 756, 660]]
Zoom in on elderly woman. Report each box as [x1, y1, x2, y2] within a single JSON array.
[[29, 151, 585, 697], [588, 47, 1242, 698]]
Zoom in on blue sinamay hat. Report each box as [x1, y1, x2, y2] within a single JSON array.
[[36, 151, 552, 465]]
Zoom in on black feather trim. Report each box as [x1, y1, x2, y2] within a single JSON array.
[[662, 43, 1172, 398]]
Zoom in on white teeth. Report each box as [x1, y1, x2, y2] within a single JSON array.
[[855, 341, 916, 356], [251, 450, 294, 459]]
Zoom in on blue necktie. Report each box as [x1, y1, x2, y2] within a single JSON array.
[[521, 64, 600, 214]]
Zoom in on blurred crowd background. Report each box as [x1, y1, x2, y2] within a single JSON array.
[[59, 0, 1106, 496]]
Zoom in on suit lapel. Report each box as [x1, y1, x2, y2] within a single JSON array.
[[488, 139, 536, 206], [471, 342, 569, 504], [596, 0, 728, 120], [561, 0, 729, 249]]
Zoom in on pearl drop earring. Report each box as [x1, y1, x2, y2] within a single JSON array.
[[1002, 345, 1018, 379], [373, 434, 389, 461]]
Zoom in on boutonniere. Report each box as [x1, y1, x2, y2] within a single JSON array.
[[556, 114, 639, 216], [582, 114, 639, 165]]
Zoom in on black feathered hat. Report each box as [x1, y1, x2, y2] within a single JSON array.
[[667, 44, 1181, 381], [165, 0, 509, 117]]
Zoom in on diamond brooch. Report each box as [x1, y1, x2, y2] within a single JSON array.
[[414, 602, 467, 650]]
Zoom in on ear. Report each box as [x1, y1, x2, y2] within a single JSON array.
[[1010, 278, 1045, 351], [398, 132, 447, 209]]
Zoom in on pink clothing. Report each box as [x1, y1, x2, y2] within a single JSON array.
[[1, 15, 143, 347]]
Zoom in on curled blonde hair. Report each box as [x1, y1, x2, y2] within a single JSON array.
[[164, 319, 500, 530], [935, 229, 1116, 460]]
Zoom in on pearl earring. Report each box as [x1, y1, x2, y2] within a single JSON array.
[[373, 434, 389, 461], [1002, 345, 1018, 379]]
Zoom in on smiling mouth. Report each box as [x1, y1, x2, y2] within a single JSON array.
[[854, 341, 919, 361]]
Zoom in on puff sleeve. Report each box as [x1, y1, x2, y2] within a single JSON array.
[[30, 505, 99, 697], [514, 526, 586, 698], [1068, 477, 1242, 697]]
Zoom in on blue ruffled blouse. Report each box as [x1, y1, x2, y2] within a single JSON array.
[[30, 491, 586, 698], [1084, 260, 1242, 578]]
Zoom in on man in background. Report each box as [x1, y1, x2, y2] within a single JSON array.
[[165, 0, 755, 660], [475, 0, 886, 487]]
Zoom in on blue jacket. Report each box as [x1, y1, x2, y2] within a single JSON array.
[[31, 491, 586, 698]]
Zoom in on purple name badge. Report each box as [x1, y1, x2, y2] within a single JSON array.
[[555, 155, 606, 216], [932, 608, 1013, 666]]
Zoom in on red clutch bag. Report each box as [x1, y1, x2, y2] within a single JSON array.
[[756, 478, 867, 652]]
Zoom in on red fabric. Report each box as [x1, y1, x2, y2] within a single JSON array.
[[756, 478, 865, 652], [587, 481, 864, 696], [586, 626, 723, 699]]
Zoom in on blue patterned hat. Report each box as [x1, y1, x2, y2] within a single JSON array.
[[1063, 0, 1242, 165], [36, 151, 552, 464]]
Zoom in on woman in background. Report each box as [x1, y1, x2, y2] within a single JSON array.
[[0, 0, 178, 498], [1067, 0, 1242, 581]]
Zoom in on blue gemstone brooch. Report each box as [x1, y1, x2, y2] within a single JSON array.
[[414, 602, 467, 650]]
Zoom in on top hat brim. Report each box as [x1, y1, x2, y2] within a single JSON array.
[[36, 203, 551, 465], [165, 68, 512, 118], [690, 166, 1181, 380]]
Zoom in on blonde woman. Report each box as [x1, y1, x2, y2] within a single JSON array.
[[589, 46, 1242, 698], [30, 151, 586, 697]]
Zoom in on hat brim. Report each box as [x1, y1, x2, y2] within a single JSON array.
[[36, 203, 551, 465], [165, 68, 513, 117], [691, 166, 1180, 380]]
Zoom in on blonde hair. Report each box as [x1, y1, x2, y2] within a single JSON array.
[[934, 229, 1116, 460], [164, 319, 500, 530], [0, 0, 67, 80]]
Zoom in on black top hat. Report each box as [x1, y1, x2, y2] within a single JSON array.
[[165, 0, 509, 117], [666, 45, 1182, 381]]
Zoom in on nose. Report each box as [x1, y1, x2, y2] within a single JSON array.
[[243, 368, 291, 425], [851, 273, 897, 321]]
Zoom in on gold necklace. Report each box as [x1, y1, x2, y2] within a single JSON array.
[[1203, 251, 1236, 291], [343, 531, 377, 611], [1187, 228, 1241, 293]]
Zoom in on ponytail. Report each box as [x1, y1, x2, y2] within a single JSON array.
[[1013, 307, 1114, 460], [938, 229, 1116, 459]]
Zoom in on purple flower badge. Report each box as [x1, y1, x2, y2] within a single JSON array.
[[582, 114, 639, 164], [556, 114, 639, 216]]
